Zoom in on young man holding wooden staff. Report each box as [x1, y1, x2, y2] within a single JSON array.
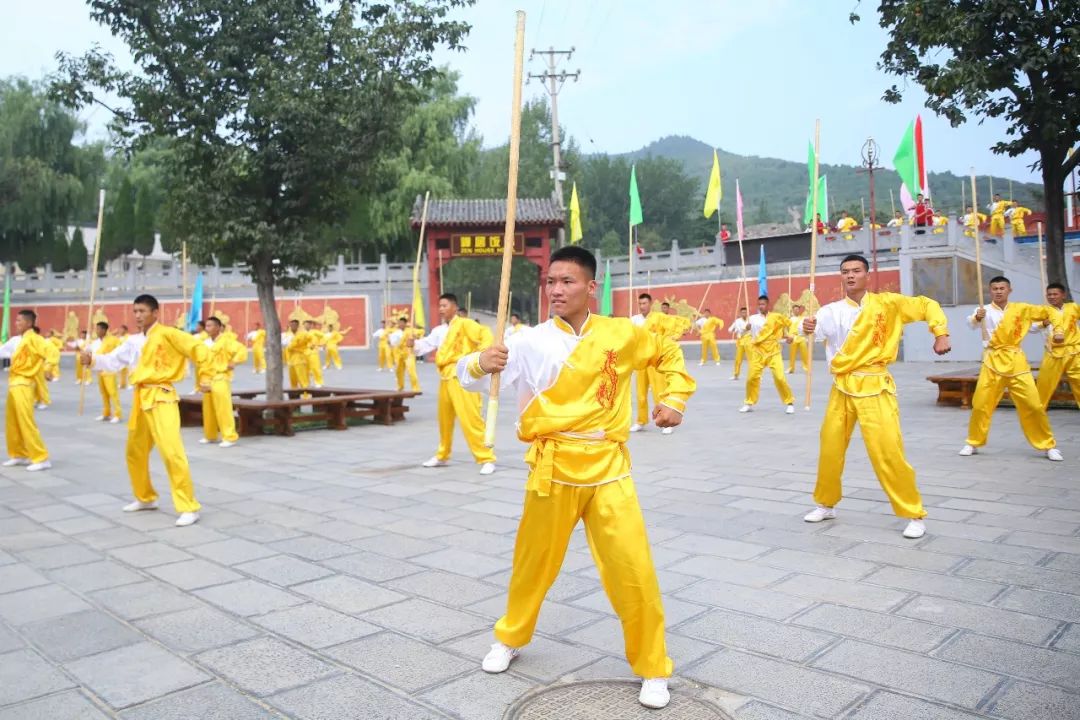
[[461, 246, 694, 709], [82, 294, 208, 526], [1035, 282, 1080, 409], [802, 254, 951, 539], [1, 310, 53, 471], [738, 294, 796, 415], [197, 316, 247, 448], [91, 321, 123, 423], [729, 305, 751, 380]]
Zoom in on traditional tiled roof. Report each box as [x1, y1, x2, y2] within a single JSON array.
[[409, 197, 564, 228]]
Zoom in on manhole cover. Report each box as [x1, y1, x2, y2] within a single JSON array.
[[504, 679, 732, 719]]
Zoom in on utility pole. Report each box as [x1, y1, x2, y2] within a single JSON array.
[[860, 137, 882, 290], [528, 47, 579, 246]]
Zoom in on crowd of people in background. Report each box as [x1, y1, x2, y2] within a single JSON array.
[[807, 193, 1033, 236]]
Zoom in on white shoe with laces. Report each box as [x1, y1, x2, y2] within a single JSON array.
[[738, 404, 753, 413], [804, 506, 836, 523], [109, 417, 120, 424], [123, 500, 158, 512], [175, 512, 200, 527], [199, 438, 211, 444], [481, 642, 519, 673], [479, 462, 495, 475], [958, 444, 976, 456], [629, 424, 643, 433], [1048, 448, 1064, 462], [729, 375, 738, 380], [35, 403, 47, 410], [661, 427, 673, 435], [421, 456, 449, 468], [2, 458, 29, 467], [639, 678, 670, 709], [219, 440, 236, 448], [26, 461, 51, 472], [903, 519, 926, 539], [785, 404, 795, 414], [94, 415, 107, 422]]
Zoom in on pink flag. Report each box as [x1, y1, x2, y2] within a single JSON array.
[[736, 179, 745, 242]]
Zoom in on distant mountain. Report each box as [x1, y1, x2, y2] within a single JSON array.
[[616, 135, 1042, 223]]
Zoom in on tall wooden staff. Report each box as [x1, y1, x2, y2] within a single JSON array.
[[804, 120, 822, 411], [1037, 221, 1047, 290], [483, 10, 526, 449], [971, 169, 987, 343], [78, 189, 106, 415], [181, 241, 188, 329], [415, 191, 430, 327]]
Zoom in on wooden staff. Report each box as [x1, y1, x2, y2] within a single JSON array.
[[804, 120, 821, 411], [627, 224, 635, 318], [971, 169, 988, 343], [1037, 221, 1046, 291], [890, 188, 896, 217], [78, 189, 106, 415], [537, 282, 542, 321], [483, 9, 526, 449], [695, 282, 714, 315], [467, 290, 472, 316], [415, 191, 430, 325], [181, 241, 188, 329], [787, 262, 792, 301]]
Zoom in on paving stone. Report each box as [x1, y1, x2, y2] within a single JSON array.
[[1045, 552, 1080, 573], [742, 528, 859, 554], [233, 555, 334, 587], [987, 680, 1080, 720], [995, 587, 1080, 622], [362, 598, 490, 643], [226, 523, 307, 543], [145, 558, 243, 590], [1055, 623, 1080, 653], [134, 606, 260, 654], [196, 637, 336, 696], [0, 530, 68, 551], [757, 547, 878, 580], [290, 574, 405, 615], [328, 631, 474, 691], [0, 690, 111, 719], [410, 547, 510, 578], [48, 560, 143, 592], [956, 558, 1080, 595], [921, 536, 1049, 565], [839, 541, 962, 572], [675, 580, 815, 620], [321, 551, 425, 582], [811, 639, 1000, 709], [266, 535, 355, 561], [91, 581, 199, 620], [188, 538, 277, 565], [564, 615, 717, 667], [0, 584, 91, 625], [71, 526, 145, 550], [1002, 531, 1080, 555], [863, 565, 1006, 603], [0, 648, 75, 706], [771, 573, 910, 612], [846, 691, 984, 719], [665, 554, 792, 587], [734, 701, 811, 719], [64, 642, 209, 709], [937, 632, 1080, 688], [270, 672, 443, 720], [420, 669, 534, 720], [253, 603, 381, 649], [17, 543, 103, 570], [118, 682, 280, 720], [107, 542, 193, 568], [147, 525, 231, 548], [683, 648, 869, 718], [349, 532, 445, 559], [0, 562, 50, 593], [386, 570, 503, 607], [22, 609, 142, 661], [660, 533, 771, 560], [897, 594, 1060, 644], [675, 609, 835, 662], [0, 624, 23, 653], [792, 603, 953, 653], [194, 579, 304, 617]]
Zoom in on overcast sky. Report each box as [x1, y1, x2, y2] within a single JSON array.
[[2, 0, 1041, 181]]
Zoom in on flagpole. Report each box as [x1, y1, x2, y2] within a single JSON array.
[[805, 120, 822, 411], [787, 263, 792, 301], [181, 240, 188, 328], [78, 189, 106, 416], [483, 9, 526, 449], [628, 222, 634, 318], [735, 179, 749, 325], [890, 188, 896, 217], [1037, 221, 1046, 291]]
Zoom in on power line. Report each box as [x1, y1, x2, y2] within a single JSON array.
[[528, 47, 580, 246]]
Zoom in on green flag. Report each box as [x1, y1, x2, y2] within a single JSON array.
[[0, 274, 9, 343], [893, 118, 919, 195], [600, 260, 613, 316], [629, 165, 643, 226], [804, 175, 828, 225]]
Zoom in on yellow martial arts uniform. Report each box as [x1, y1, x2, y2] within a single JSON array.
[[989, 200, 1011, 236], [117, 332, 130, 388], [697, 316, 724, 364], [787, 316, 809, 373], [94, 323, 208, 513], [375, 328, 391, 370], [731, 317, 751, 379], [94, 334, 123, 420], [306, 333, 325, 387], [836, 216, 858, 232], [46, 336, 62, 381], [1036, 302, 1080, 409], [199, 334, 247, 443], [33, 332, 58, 407], [2, 331, 50, 464], [744, 312, 795, 406], [811, 292, 948, 518], [414, 316, 495, 465], [459, 314, 695, 678], [324, 330, 344, 369], [1010, 206, 1031, 236], [73, 338, 89, 384], [248, 329, 266, 373], [634, 312, 684, 424], [285, 329, 313, 390], [391, 327, 422, 392], [963, 212, 987, 231], [965, 302, 1056, 450]]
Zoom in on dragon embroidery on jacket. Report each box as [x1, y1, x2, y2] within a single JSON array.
[[595, 349, 618, 409], [871, 311, 887, 348]]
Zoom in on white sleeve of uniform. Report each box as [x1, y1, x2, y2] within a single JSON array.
[[413, 323, 447, 356], [92, 336, 141, 373]]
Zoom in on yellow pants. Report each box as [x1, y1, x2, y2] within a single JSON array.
[[34, 371, 50, 407], [744, 352, 795, 406], [700, 337, 719, 363], [634, 369, 665, 426], [47, 362, 60, 382], [395, 354, 420, 391], [814, 387, 924, 518], [325, 346, 342, 369], [202, 378, 238, 443], [966, 366, 1055, 450], [495, 477, 671, 678], [1037, 353, 1080, 409], [378, 344, 390, 369], [288, 361, 309, 389], [436, 378, 495, 464], [733, 340, 749, 378], [6, 385, 48, 463], [308, 354, 324, 386], [126, 398, 200, 513], [252, 346, 266, 373], [119, 367, 128, 389], [99, 373, 122, 419], [788, 340, 809, 373], [990, 215, 1005, 236], [75, 359, 87, 384]]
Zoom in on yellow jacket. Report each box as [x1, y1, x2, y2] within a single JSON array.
[[284, 330, 314, 367], [976, 302, 1052, 377], [788, 316, 807, 344], [325, 330, 344, 349], [1043, 303, 1080, 358], [199, 335, 248, 385], [4, 331, 49, 387], [836, 217, 858, 232], [94, 335, 122, 375], [751, 312, 790, 358], [697, 316, 724, 340]]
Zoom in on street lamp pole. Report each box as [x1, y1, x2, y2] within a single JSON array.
[[861, 137, 881, 290]]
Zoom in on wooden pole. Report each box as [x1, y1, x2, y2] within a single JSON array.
[[890, 188, 896, 217], [537, 282, 543, 322], [804, 120, 822, 411], [483, 9, 526, 449], [438, 250, 444, 296], [961, 180, 966, 214], [971, 168, 988, 343], [181, 241, 188, 329], [78, 189, 106, 415], [415, 191, 430, 326], [735, 179, 749, 332], [628, 222, 634, 318], [466, 290, 472, 316], [787, 262, 792, 301], [1037, 221, 1046, 291], [860, 197, 866, 224]]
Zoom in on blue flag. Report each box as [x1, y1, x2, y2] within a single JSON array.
[[187, 273, 204, 331], [758, 245, 768, 298]]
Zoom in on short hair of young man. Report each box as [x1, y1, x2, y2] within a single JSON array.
[[549, 246, 597, 279]]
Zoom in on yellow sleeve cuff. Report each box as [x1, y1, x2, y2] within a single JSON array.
[[660, 396, 687, 413], [930, 324, 950, 338], [466, 352, 486, 379]]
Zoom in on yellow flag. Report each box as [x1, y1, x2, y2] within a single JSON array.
[[703, 149, 722, 218], [569, 182, 583, 244]]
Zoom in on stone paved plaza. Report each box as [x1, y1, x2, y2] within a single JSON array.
[[1, 349, 1079, 719]]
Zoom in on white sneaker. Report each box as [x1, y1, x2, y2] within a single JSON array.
[[903, 519, 926, 539], [715, 362, 721, 366], [2, 458, 29, 467], [629, 423, 643, 433], [738, 404, 753, 413], [26, 461, 51, 472], [479, 462, 495, 475], [123, 500, 158, 512], [175, 512, 200, 527], [639, 678, 670, 709], [219, 440, 236, 448], [109, 417, 120, 424], [661, 427, 673, 435], [1048, 448, 1064, 462], [698, 361, 705, 366], [729, 375, 738, 380], [481, 642, 519, 673], [804, 506, 836, 523], [35, 403, 48, 410], [958, 444, 976, 456], [94, 415, 107, 421], [785, 404, 795, 414], [198, 438, 211, 444], [787, 369, 794, 374], [421, 456, 449, 468]]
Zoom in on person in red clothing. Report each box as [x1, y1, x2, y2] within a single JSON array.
[[913, 194, 934, 227]]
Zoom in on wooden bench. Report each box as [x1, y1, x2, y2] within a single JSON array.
[[927, 367, 1076, 408]]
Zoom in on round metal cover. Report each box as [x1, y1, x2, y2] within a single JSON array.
[[504, 679, 732, 719]]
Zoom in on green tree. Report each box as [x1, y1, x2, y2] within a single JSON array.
[[853, 0, 1080, 294], [133, 183, 155, 256], [68, 227, 88, 269], [55, 0, 472, 400], [111, 175, 136, 256], [49, 227, 71, 272]]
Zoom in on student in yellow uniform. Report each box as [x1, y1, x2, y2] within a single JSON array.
[[1, 311, 52, 472], [1035, 282, 1080, 409], [187, 321, 208, 394], [729, 306, 751, 380], [323, 325, 350, 370], [959, 275, 1062, 461], [886, 211, 905, 228], [283, 319, 313, 392], [506, 313, 528, 336], [787, 304, 809, 374], [1009, 205, 1032, 236], [304, 320, 325, 387], [802, 254, 951, 539], [32, 327, 55, 410], [694, 309, 724, 366], [835, 211, 858, 233], [46, 331, 63, 382], [962, 206, 987, 231], [463, 247, 694, 710], [91, 321, 123, 423], [84, 294, 209, 527], [116, 325, 130, 388], [389, 317, 421, 392], [409, 293, 496, 475], [740, 295, 796, 414], [198, 316, 247, 448], [247, 322, 267, 374], [988, 194, 1012, 237], [70, 331, 90, 385], [629, 293, 661, 431], [373, 321, 391, 371], [646, 303, 691, 435]]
